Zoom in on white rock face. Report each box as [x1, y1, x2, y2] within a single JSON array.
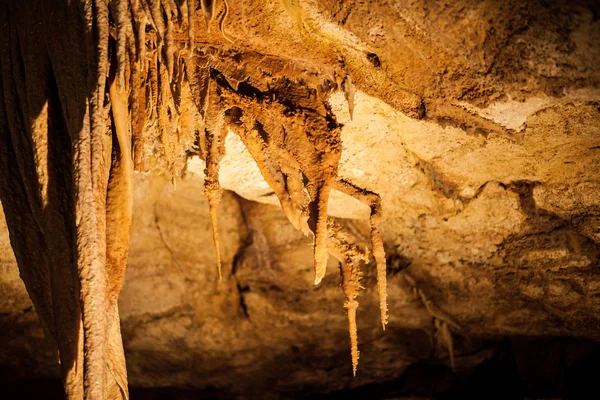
[[189, 87, 600, 231]]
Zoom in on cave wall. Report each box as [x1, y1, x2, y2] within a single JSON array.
[[1, 0, 599, 398]]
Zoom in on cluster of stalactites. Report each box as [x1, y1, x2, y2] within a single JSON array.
[[195, 58, 388, 378], [201, 106, 389, 374], [106, 0, 388, 376], [107, 0, 232, 172], [108, 1, 231, 283]]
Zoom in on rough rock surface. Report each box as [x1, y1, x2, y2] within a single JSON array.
[[1, 0, 600, 398]]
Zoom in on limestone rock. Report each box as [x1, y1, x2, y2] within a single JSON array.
[[1, 0, 599, 398]]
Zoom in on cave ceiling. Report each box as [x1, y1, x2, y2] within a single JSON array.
[[0, 0, 599, 399]]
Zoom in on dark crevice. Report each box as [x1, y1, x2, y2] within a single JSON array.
[[184, 129, 203, 158], [386, 252, 412, 277], [237, 81, 263, 99], [207, 66, 329, 119], [230, 234, 251, 277], [210, 67, 265, 101], [366, 53, 381, 68], [236, 283, 250, 319], [224, 106, 243, 125], [254, 121, 270, 143]]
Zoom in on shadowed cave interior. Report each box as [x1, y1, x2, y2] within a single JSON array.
[[1, 0, 600, 399]]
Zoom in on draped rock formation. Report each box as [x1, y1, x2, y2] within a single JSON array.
[[0, 0, 599, 399]]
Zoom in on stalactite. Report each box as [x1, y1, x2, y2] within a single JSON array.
[[227, 120, 310, 235], [200, 0, 214, 29], [341, 75, 356, 120], [312, 181, 333, 285], [147, 47, 159, 121], [107, 66, 134, 400], [128, 48, 147, 170], [370, 209, 388, 329], [158, 55, 171, 163], [203, 116, 227, 281], [113, 0, 134, 89], [137, 20, 147, 70], [186, 0, 196, 69], [334, 179, 388, 329], [82, 0, 112, 397], [149, 0, 166, 58], [218, 0, 233, 43], [161, 0, 175, 81], [328, 220, 368, 375], [186, 0, 195, 45]]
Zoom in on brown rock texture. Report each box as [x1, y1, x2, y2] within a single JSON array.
[[1, 0, 600, 398]]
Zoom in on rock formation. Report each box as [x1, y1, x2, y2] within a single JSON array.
[[0, 0, 599, 399]]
